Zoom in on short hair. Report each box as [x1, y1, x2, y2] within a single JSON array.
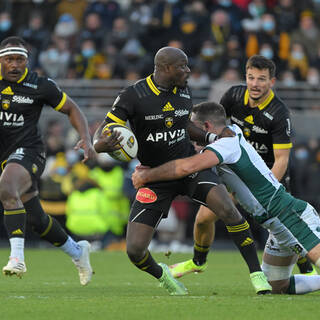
[[0, 36, 27, 49], [246, 54, 276, 78], [192, 101, 226, 126]]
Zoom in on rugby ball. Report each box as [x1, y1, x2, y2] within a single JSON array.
[[102, 122, 138, 162]]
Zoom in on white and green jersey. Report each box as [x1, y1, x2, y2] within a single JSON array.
[[205, 124, 307, 224]]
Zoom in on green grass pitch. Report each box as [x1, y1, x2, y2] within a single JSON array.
[[0, 248, 319, 320]]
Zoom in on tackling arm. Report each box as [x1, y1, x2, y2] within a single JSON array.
[[132, 150, 220, 188]]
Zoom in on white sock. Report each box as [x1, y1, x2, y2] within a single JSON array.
[[60, 236, 81, 260], [293, 274, 320, 294], [9, 237, 25, 261]]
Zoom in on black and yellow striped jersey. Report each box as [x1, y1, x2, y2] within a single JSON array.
[[0, 68, 66, 162], [220, 85, 292, 168], [105, 75, 195, 167]]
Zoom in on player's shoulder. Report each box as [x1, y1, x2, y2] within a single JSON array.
[[20, 70, 40, 89], [224, 84, 247, 101], [267, 91, 290, 117]]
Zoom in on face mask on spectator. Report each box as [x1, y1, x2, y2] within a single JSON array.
[[82, 48, 95, 58], [47, 49, 59, 60], [167, 0, 178, 4], [0, 19, 11, 32], [262, 20, 275, 32], [201, 47, 215, 58], [218, 0, 232, 7], [295, 148, 309, 161], [307, 75, 319, 85], [282, 76, 295, 87], [260, 48, 273, 59], [292, 51, 304, 60]]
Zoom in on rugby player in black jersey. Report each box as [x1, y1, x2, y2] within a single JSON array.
[[93, 47, 271, 295], [0, 37, 95, 285], [169, 55, 316, 279]]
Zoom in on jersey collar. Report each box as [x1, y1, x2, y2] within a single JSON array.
[[146, 74, 177, 96], [244, 88, 274, 110], [0, 65, 28, 83]]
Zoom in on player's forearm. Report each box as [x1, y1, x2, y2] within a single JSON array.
[[68, 106, 91, 142], [271, 158, 288, 181]]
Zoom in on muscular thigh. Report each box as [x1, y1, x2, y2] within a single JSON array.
[[3, 147, 46, 193], [263, 203, 320, 257], [129, 181, 179, 228]]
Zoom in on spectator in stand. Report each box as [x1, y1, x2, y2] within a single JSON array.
[[187, 63, 211, 90], [85, 0, 121, 30], [279, 70, 296, 87], [305, 67, 320, 87], [53, 14, 78, 51], [209, 0, 245, 36], [291, 10, 320, 62], [0, 12, 13, 42], [39, 38, 71, 79], [18, 11, 50, 59], [197, 40, 225, 79], [113, 38, 152, 79], [175, 14, 203, 58], [107, 17, 131, 51], [273, 0, 298, 33], [56, 0, 87, 28], [73, 39, 107, 79], [78, 12, 106, 51], [288, 42, 309, 80], [126, 0, 153, 38]]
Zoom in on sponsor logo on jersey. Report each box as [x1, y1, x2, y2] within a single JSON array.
[[136, 188, 157, 203], [145, 114, 163, 120], [0, 111, 24, 127], [146, 128, 185, 143], [248, 141, 268, 154], [174, 109, 189, 117], [1, 86, 14, 95], [179, 93, 190, 99], [2, 99, 10, 110], [12, 96, 34, 104], [286, 118, 291, 136], [23, 82, 37, 89], [263, 111, 273, 120], [162, 102, 174, 111], [165, 117, 173, 128], [231, 115, 244, 126], [244, 115, 254, 124], [252, 125, 268, 134]]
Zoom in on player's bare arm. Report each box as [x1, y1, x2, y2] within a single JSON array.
[[132, 150, 220, 189], [92, 120, 123, 153], [58, 96, 95, 162], [271, 148, 290, 181]]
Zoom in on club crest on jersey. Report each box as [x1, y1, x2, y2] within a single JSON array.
[[2, 99, 10, 110], [243, 127, 251, 137], [165, 117, 173, 128], [136, 188, 157, 203], [32, 164, 38, 174]]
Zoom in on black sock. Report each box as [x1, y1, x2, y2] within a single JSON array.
[[130, 251, 163, 279], [4, 208, 26, 238], [226, 218, 261, 273], [297, 257, 314, 273], [24, 196, 68, 246], [193, 243, 210, 266], [286, 276, 296, 294]]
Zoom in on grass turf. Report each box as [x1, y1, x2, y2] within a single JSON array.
[[0, 248, 319, 320]]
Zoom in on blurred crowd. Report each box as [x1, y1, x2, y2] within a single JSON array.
[[1, 0, 320, 86], [1, 0, 320, 249]]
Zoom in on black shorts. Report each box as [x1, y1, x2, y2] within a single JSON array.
[[1, 147, 46, 193], [129, 168, 220, 228]]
